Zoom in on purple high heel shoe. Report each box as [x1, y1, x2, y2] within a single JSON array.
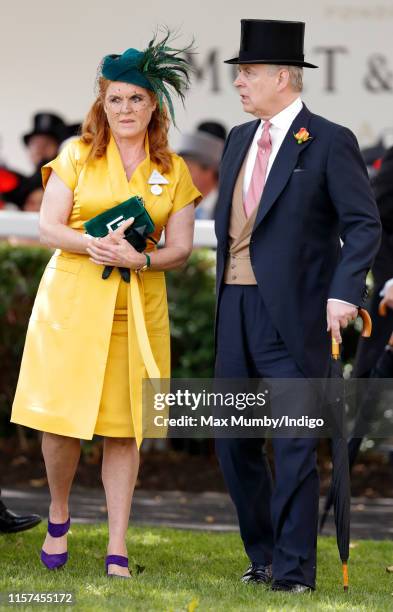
[[105, 555, 131, 579], [40, 517, 70, 570]]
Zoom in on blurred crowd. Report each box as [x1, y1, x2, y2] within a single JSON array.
[[0, 111, 228, 220]]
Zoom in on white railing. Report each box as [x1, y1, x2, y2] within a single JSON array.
[[0, 211, 217, 247]]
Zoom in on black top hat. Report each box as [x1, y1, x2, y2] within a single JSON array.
[[23, 112, 67, 146], [225, 19, 318, 68]]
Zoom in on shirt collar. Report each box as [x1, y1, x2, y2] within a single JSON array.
[[262, 97, 303, 132]]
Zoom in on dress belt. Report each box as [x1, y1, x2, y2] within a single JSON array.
[[129, 271, 161, 380]]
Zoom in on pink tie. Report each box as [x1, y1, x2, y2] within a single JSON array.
[[244, 121, 272, 218]]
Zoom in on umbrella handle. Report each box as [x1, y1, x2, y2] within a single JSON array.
[[331, 308, 372, 359], [379, 300, 388, 317], [358, 308, 372, 337]]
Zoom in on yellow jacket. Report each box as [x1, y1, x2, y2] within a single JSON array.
[[11, 133, 201, 447]]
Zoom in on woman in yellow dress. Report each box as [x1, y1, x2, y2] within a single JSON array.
[[11, 32, 201, 578]]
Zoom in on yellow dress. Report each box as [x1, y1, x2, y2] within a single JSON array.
[[10, 133, 201, 447]]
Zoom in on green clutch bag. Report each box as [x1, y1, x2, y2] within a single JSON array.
[[84, 196, 156, 282], [84, 196, 154, 237]]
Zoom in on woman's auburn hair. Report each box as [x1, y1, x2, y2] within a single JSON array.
[[80, 77, 173, 174]]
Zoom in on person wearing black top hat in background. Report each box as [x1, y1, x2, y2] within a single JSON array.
[[2, 112, 66, 210], [4, 114, 80, 212], [214, 19, 381, 593], [23, 112, 68, 170]]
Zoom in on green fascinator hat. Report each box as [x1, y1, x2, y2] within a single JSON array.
[[101, 30, 193, 124]]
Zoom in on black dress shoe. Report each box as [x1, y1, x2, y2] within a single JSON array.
[[242, 562, 272, 584], [271, 579, 313, 593], [0, 505, 42, 534]]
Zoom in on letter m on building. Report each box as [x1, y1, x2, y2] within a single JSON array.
[[184, 50, 220, 93]]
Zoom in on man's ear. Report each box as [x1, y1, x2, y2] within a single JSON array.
[[277, 68, 290, 91]]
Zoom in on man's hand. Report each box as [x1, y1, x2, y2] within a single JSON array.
[[380, 283, 393, 311], [327, 301, 358, 344]]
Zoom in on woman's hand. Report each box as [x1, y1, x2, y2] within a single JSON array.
[[86, 217, 145, 269]]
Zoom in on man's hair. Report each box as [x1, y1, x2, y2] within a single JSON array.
[[267, 65, 303, 92]]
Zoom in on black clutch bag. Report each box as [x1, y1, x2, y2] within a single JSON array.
[[84, 196, 156, 282]]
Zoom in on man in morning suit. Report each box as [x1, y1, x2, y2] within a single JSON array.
[[214, 19, 381, 593]]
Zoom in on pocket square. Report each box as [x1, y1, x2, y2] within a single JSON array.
[[293, 167, 305, 173]]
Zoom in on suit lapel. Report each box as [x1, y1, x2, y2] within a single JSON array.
[[253, 104, 314, 232], [215, 120, 259, 243]]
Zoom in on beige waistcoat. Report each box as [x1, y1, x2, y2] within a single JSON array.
[[223, 159, 258, 285]]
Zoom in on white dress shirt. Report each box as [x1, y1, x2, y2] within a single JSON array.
[[242, 96, 355, 308]]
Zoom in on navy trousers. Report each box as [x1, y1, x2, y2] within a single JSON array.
[[215, 285, 319, 588]]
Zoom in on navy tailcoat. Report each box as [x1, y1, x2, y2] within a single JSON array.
[[214, 104, 382, 378]]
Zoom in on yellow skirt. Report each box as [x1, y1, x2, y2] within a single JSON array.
[[94, 280, 134, 438]]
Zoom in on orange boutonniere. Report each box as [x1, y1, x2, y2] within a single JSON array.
[[294, 127, 312, 144]]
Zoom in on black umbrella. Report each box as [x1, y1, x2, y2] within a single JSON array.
[[321, 306, 391, 534], [348, 332, 393, 448], [321, 308, 372, 591]]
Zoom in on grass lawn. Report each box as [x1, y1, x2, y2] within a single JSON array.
[[0, 525, 392, 611]]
